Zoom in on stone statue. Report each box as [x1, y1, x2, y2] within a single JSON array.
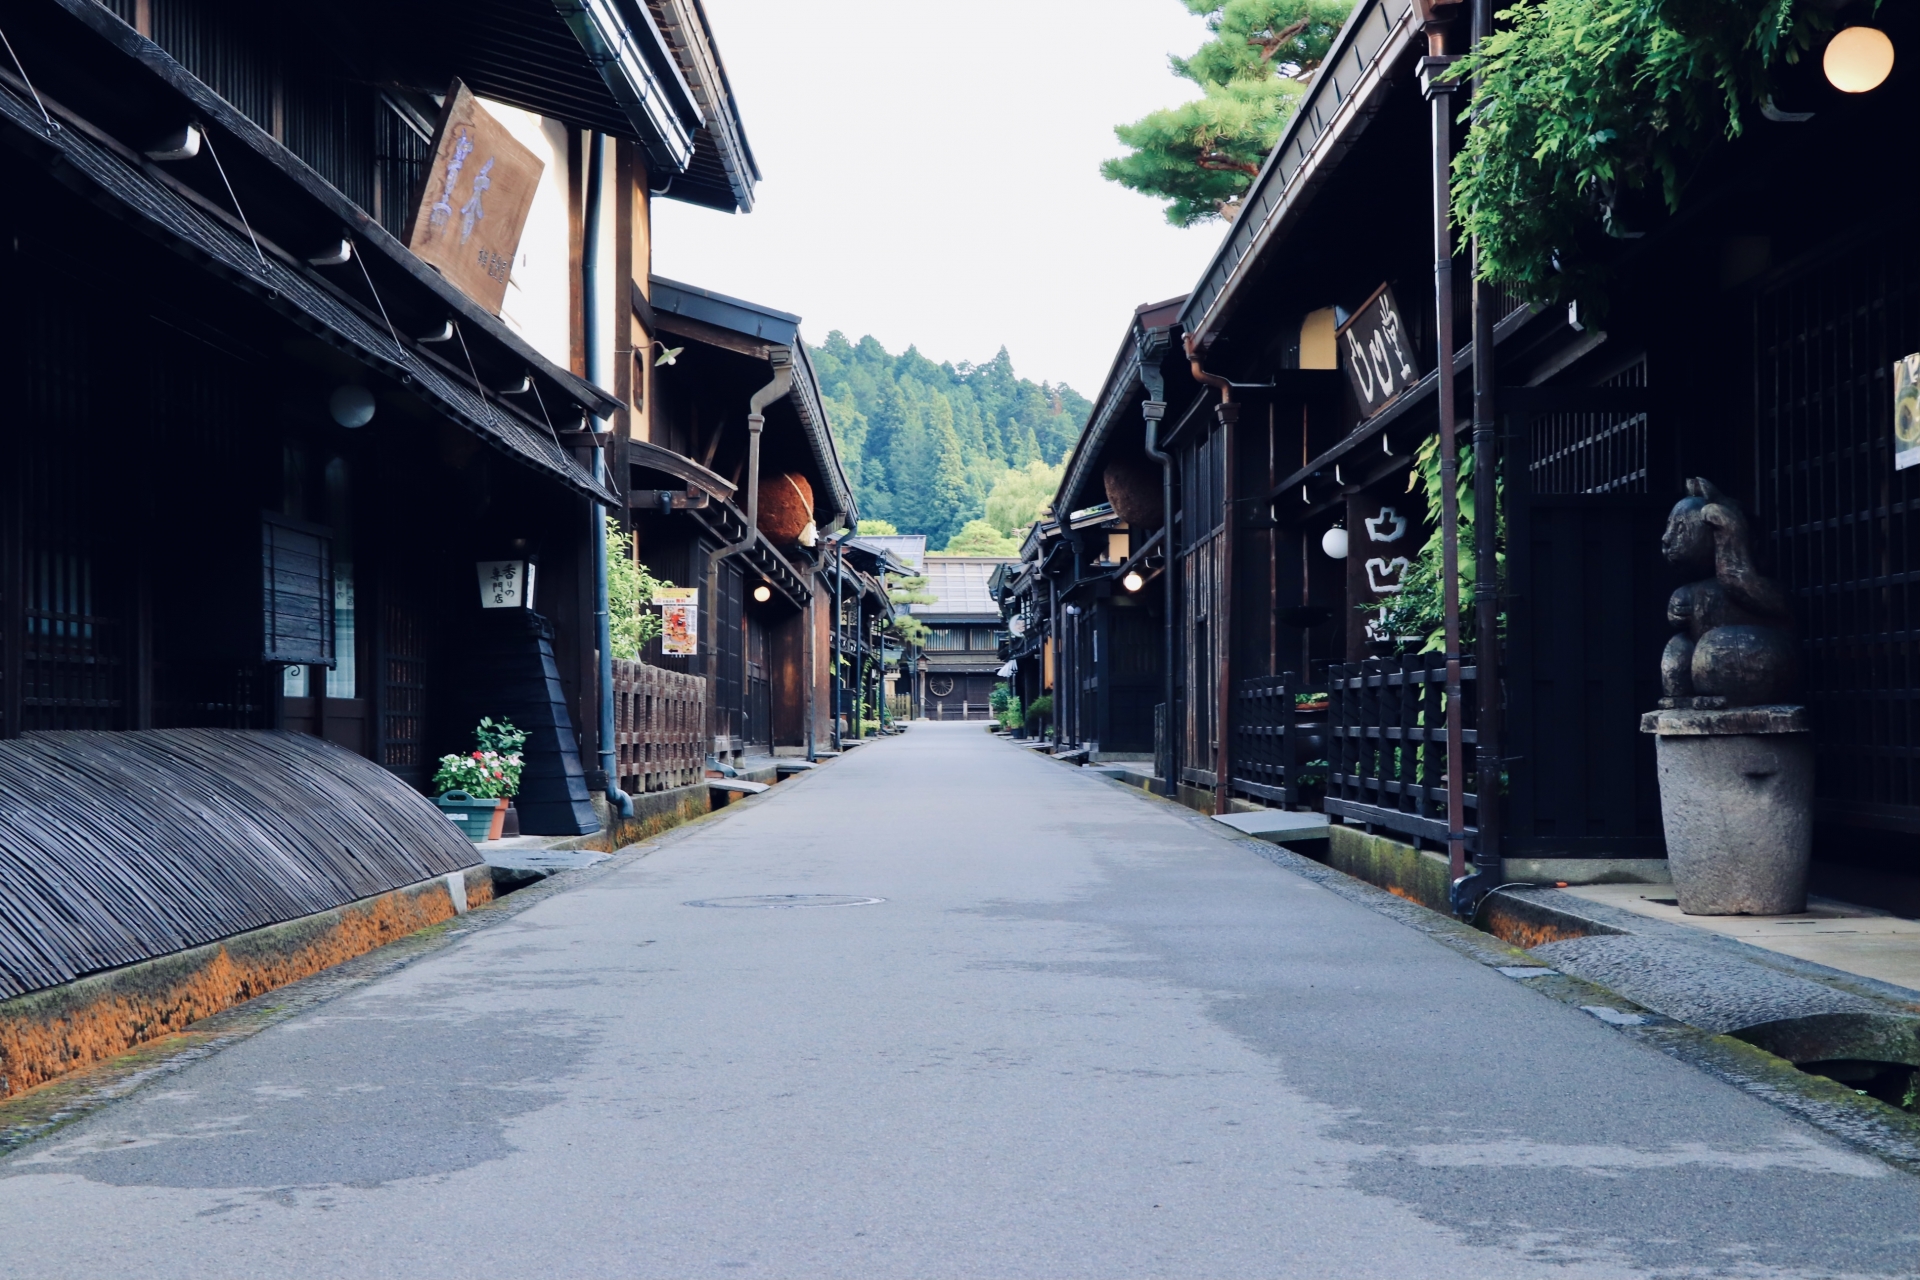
[[1658, 478, 1798, 709]]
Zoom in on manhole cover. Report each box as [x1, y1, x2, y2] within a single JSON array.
[[683, 894, 885, 909]]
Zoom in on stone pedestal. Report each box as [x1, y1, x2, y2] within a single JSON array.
[[1640, 705, 1813, 915]]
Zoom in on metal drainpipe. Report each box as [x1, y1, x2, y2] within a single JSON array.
[[831, 537, 843, 749], [1187, 341, 1236, 816], [1052, 571, 1067, 752], [805, 541, 818, 761], [581, 132, 632, 822], [1421, 35, 1468, 881], [704, 350, 793, 759], [1452, 0, 1504, 916], [1141, 399, 1175, 797]]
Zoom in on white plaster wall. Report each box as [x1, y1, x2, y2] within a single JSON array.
[[480, 98, 572, 373]]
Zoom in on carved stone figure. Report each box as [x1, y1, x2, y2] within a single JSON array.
[[1658, 477, 1798, 709]]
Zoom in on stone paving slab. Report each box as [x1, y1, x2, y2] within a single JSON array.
[[1562, 883, 1920, 995], [1528, 934, 1889, 1035]]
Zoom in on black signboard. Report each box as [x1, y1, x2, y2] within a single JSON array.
[[1337, 284, 1420, 416]]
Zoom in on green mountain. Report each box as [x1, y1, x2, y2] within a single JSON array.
[[810, 333, 1093, 549]]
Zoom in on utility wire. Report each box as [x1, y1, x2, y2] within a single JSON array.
[[526, 377, 567, 454], [0, 24, 53, 132], [197, 127, 267, 272], [350, 237, 406, 358]]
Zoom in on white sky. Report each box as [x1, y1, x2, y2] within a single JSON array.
[[651, 0, 1226, 397]]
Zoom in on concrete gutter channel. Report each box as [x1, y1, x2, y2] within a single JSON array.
[[0, 754, 836, 1158], [1040, 745, 1920, 1174]]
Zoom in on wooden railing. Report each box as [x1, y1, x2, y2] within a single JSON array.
[[612, 659, 705, 795], [1230, 675, 1323, 807], [1324, 654, 1479, 851]]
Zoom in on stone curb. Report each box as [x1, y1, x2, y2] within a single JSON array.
[[1055, 759, 1920, 1176]]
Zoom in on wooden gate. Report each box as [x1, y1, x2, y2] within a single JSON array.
[[1502, 382, 1670, 861]]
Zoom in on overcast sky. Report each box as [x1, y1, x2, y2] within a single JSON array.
[[650, 0, 1224, 397]]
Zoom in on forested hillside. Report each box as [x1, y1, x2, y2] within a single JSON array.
[[811, 333, 1092, 549]]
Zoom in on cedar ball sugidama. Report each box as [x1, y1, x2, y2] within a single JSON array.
[[757, 472, 816, 546]]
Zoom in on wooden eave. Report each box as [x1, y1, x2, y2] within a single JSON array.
[[48, 0, 623, 425]]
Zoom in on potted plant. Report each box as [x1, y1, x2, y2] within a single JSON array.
[[432, 718, 526, 841]]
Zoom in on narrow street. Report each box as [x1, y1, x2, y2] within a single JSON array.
[[0, 722, 1910, 1278]]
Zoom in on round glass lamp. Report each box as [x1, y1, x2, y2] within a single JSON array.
[[1824, 26, 1894, 93]]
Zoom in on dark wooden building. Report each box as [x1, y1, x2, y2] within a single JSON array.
[[0, 0, 763, 832], [1042, 0, 1920, 907], [631, 278, 857, 762]]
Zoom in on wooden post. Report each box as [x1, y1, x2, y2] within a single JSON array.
[[1213, 401, 1237, 815], [1421, 50, 1467, 878]]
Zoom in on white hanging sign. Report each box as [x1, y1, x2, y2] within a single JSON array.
[[477, 560, 534, 609]]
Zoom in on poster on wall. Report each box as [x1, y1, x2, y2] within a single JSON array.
[[654, 587, 699, 656], [407, 79, 544, 315], [1896, 353, 1920, 472]]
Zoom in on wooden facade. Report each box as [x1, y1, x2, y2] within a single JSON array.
[[1021, 0, 1920, 908], [0, 0, 765, 835], [629, 279, 861, 762]]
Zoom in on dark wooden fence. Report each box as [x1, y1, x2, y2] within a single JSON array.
[[612, 659, 705, 795], [1229, 675, 1324, 807], [1323, 654, 1479, 851]]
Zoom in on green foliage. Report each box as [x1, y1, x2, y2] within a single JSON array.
[[606, 516, 673, 660], [857, 519, 899, 536], [432, 717, 526, 799], [939, 520, 1022, 556], [1451, 0, 1831, 309], [882, 571, 934, 647], [991, 683, 1023, 729], [811, 334, 1091, 548], [1369, 435, 1504, 653], [1104, 0, 1351, 226], [1026, 693, 1054, 726], [983, 460, 1064, 539]]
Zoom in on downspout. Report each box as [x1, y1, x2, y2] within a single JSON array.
[[582, 132, 633, 821], [831, 536, 843, 749], [1452, 0, 1504, 916], [805, 539, 820, 761], [703, 348, 793, 756], [1420, 31, 1468, 882], [1186, 339, 1236, 817], [1139, 346, 1176, 798]]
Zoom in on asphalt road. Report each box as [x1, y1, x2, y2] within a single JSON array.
[[2, 722, 1915, 1278]]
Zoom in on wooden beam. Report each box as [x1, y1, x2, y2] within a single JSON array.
[[654, 311, 775, 362]]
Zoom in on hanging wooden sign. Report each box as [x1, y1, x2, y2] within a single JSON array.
[[407, 80, 543, 315], [1337, 284, 1421, 416]]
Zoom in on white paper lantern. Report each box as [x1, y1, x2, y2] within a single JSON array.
[[1321, 526, 1349, 559]]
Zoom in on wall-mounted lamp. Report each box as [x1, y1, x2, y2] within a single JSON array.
[[752, 583, 772, 603], [145, 125, 201, 161], [1122, 570, 1145, 593], [653, 341, 684, 367], [1321, 525, 1349, 559], [329, 384, 376, 429], [1824, 26, 1894, 93]]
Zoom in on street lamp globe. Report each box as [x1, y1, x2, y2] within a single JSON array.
[[752, 584, 772, 603], [1824, 26, 1894, 93], [1321, 526, 1349, 559], [1122, 570, 1145, 593]]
